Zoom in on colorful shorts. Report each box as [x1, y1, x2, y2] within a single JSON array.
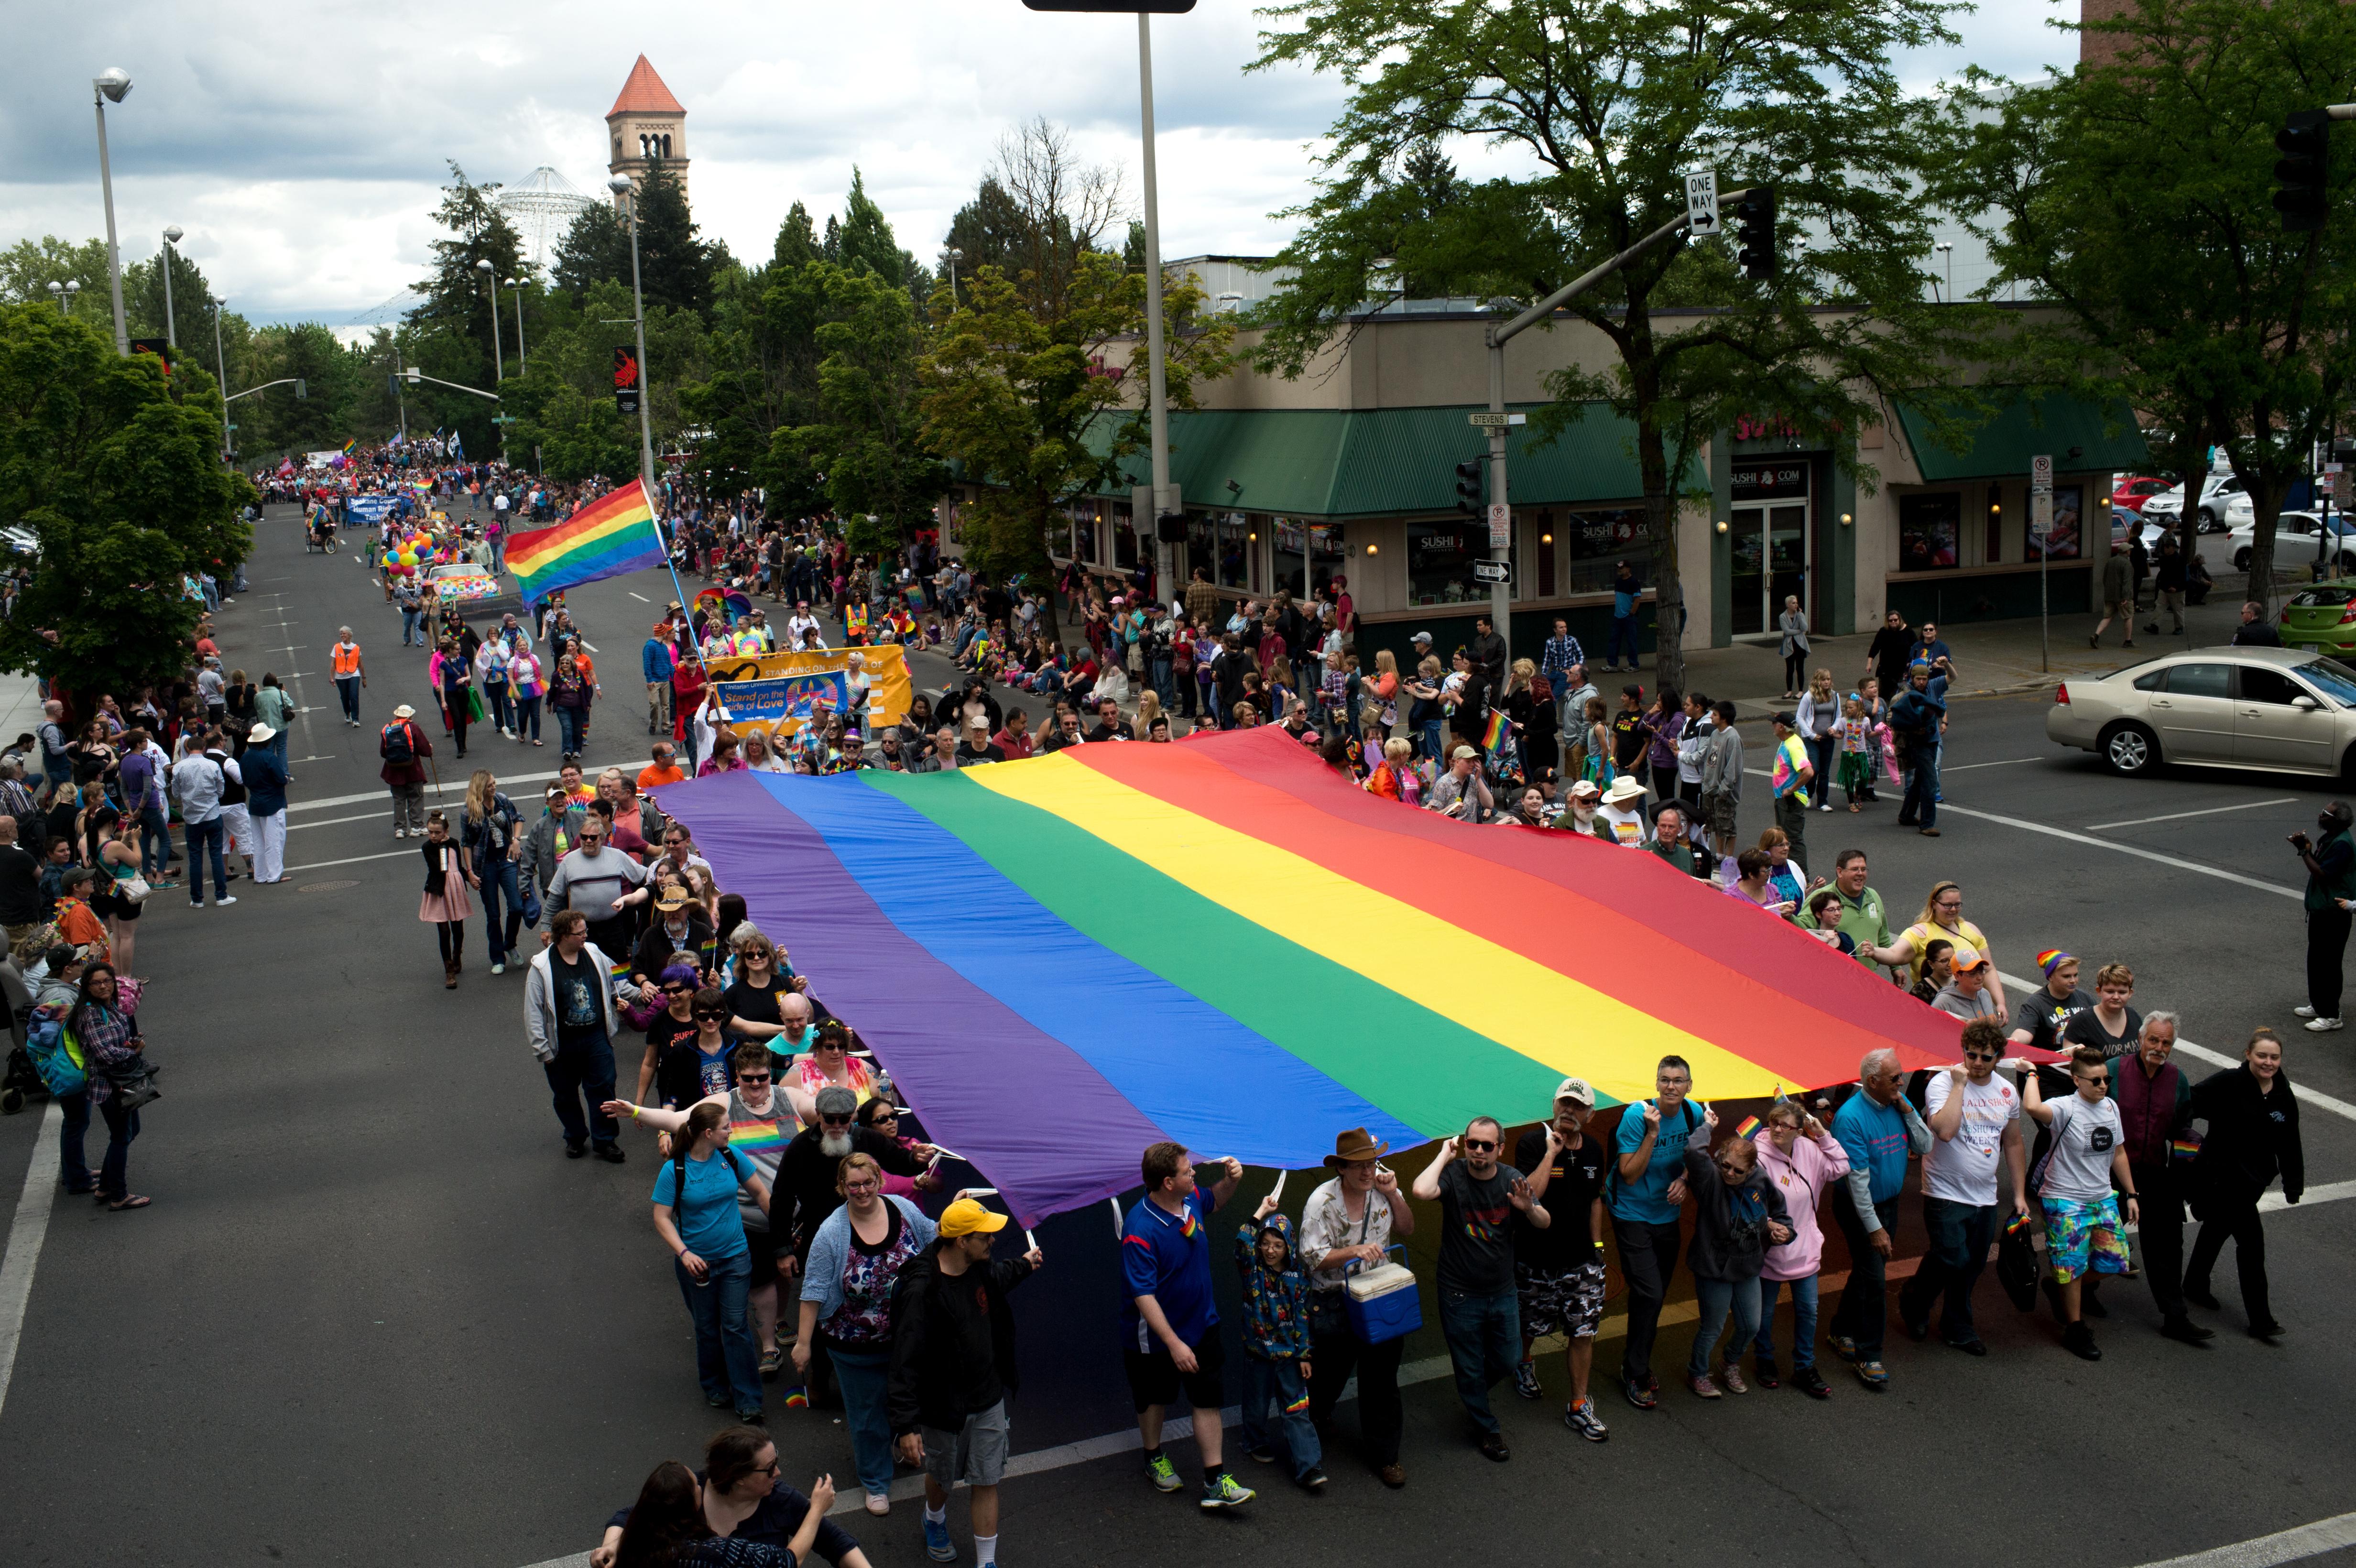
[[1516, 1258, 1607, 1340], [2040, 1194, 2130, 1283]]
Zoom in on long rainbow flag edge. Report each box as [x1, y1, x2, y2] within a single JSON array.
[[657, 728, 1965, 1224], [507, 480, 664, 607]]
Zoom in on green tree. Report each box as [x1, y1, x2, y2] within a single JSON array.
[[1254, 0, 1974, 688], [551, 201, 632, 301], [407, 163, 529, 378], [774, 202, 822, 270], [1931, 0, 2356, 602], [943, 177, 1028, 285], [780, 264, 948, 545], [837, 169, 903, 282], [0, 304, 252, 695], [120, 245, 218, 348], [632, 157, 723, 316]]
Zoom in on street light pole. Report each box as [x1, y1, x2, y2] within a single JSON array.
[[1134, 11, 1176, 606], [162, 225, 184, 346], [475, 259, 504, 383], [506, 279, 527, 375], [610, 176, 658, 488], [941, 246, 962, 306], [92, 68, 133, 357], [213, 300, 232, 461]]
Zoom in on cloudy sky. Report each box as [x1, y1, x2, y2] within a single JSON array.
[[8, 0, 2083, 328]]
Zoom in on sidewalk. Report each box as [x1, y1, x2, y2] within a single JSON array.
[[0, 669, 41, 743]]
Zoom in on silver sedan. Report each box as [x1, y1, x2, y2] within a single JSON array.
[[2045, 645, 2356, 778]]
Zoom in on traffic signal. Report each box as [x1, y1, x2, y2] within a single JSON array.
[[2274, 109, 2331, 233], [1733, 186, 1778, 280], [294, 379, 307, 400], [1454, 459, 1483, 518]]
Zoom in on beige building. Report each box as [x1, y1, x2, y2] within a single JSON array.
[[939, 285, 2141, 675], [606, 54, 687, 207]]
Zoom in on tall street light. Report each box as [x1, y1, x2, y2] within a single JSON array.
[[1133, 11, 1178, 605], [213, 300, 232, 461], [162, 225, 184, 346], [609, 174, 657, 487], [92, 67, 132, 357], [474, 258, 504, 382], [46, 280, 82, 316], [940, 246, 962, 306], [505, 277, 527, 375]]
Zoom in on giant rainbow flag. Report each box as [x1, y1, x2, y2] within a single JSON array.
[[656, 728, 1964, 1224], [507, 480, 665, 607]]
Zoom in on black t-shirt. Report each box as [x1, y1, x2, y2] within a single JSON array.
[[0, 843, 40, 926], [1086, 721, 1133, 743], [1611, 710, 1648, 768], [725, 976, 785, 1029], [2020, 986, 2093, 1053], [1514, 1127, 1607, 1274], [1436, 1160, 1517, 1295], [549, 950, 605, 1049], [2063, 1004, 2143, 1061], [954, 741, 1007, 766]]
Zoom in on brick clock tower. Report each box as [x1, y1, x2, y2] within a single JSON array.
[[2078, 0, 2131, 68], [606, 54, 686, 208]]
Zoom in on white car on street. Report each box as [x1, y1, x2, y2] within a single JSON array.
[[2142, 473, 2244, 530], [2046, 645, 2356, 778], [2221, 511, 2356, 574]]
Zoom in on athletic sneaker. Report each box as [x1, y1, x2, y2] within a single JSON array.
[[1512, 1359, 1543, 1400], [1717, 1361, 1749, 1394], [1622, 1375, 1658, 1410], [1689, 1373, 1723, 1400], [1827, 1334, 1859, 1362], [1145, 1452, 1182, 1492], [1792, 1366, 1833, 1399], [923, 1514, 956, 1561], [2304, 1016, 2344, 1032], [1564, 1398, 1610, 1442], [1244, 1446, 1276, 1464], [1199, 1473, 1256, 1510], [1853, 1358, 1890, 1389], [2295, 1004, 2318, 1018]]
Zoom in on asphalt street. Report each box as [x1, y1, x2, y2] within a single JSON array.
[[0, 502, 2351, 1568]]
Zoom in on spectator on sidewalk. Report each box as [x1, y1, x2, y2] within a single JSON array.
[[2231, 600, 2282, 647]]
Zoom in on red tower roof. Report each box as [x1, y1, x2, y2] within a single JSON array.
[[607, 55, 684, 119]]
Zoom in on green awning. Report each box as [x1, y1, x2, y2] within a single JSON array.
[[1892, 392, 2148, 482], [1085, 403, 1667, 516]]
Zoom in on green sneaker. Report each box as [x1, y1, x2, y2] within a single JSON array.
[[1199, 1472, 1256, 1510], [1145, 1452, 1182, 1492]]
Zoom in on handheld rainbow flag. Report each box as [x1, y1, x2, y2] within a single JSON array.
[[508, 480, 665, 608], [1481, 709, 1512, 762], [1734, 1114, 1762, 1139]]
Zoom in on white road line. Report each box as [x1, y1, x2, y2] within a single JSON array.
[[0, 1100, 63, 1424], [2133, 1510, 2356, 1568], [2262, 1177, 2356, 1212], [286, 812, 396, 832], [1998, 970, 2356, 1122], [2088, 798, 2298, 832], [281, 849, 415, 873], [1943, 756, 2049, 772], [1941, 804, 2302, 900], [629, 591, 650, 602]]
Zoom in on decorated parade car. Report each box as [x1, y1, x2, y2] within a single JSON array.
[[427, 561, 503, 604]]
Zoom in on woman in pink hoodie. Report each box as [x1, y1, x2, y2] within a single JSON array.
[[1750, 1098, 1850, 1399]]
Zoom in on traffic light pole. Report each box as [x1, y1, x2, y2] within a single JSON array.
[[1480, 192, 1750, 669]]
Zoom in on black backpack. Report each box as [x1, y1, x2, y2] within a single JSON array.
[[382, 721, 416, 767]]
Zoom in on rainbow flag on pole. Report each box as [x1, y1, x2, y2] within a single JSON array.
[[507, 480, 664, 607]]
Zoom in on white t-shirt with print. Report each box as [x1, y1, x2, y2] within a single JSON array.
[[2039, 1093, 2124, 1203], [1922, 1072, 2018, 1205]]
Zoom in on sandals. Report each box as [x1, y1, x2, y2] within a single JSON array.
[[106, 1194, 151, 1211]]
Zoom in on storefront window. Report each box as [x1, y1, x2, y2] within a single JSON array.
[[1114, 507, 1139, 571], [1273, 519, 1345, 600], [1075, 510, 1098, 567], [1406, 523, 1513, 606], [1898, 492, 1961, 572], [2033, 484, 2083, 561], [1559, 507, 1650, 596]]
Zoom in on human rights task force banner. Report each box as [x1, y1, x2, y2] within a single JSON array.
[[709, 645, 914, 741]]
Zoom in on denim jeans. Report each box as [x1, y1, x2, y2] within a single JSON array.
[[1750, 1273, 1820, 1370], [514, 695, 542, 744], [1901, 1196, 1998, 1344], [829, 1344, 897, 1497], [1607, 615, 1640, 667], [1419, 718, 1444, 762], [1151, 657, 1173, 707], [402, 607, 422, 645], [475, 852, 524, 963], [57, 1089, 92, 1192], [334, 675, 361, 723], [96, 1096, 139, 1201], [675, 1248, 763, 1415], [543, 1031, 618, 1147], [1436, 1285, 1520, 1436], [1829, 1190, 1899, 1356], [555, 707, 584, 756], [485, 685, 512, 733], [1900, 749, 1940, 829], [1240, 1353, 1321, 1479], [1612, 1216, 1685, 1383], [185, 817, 228, 903], [1689, 1275, 1764, 1377], [137, 804, 173, 877]]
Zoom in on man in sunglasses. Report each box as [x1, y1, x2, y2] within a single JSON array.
[[1412, 1116, 1549, 1463], [1899, 1018, 2028, 1356]]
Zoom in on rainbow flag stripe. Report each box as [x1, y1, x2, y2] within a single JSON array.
[[1734, 1115, 1762, 1139], [508, 480, 663, 607], [656, 729, 1963, 1224]]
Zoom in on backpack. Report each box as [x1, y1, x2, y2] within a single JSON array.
[[26, 1012, 86, 1096], [382, 721, 416, 767]]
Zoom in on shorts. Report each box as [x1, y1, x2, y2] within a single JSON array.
[[1123, 1324, 1225, 1413], [1516, 1258, 1607, 1340], [2040, 1194, 2130, 1283], [923, 1399, 1010, 1490], [1702, 789, 1739, 841]]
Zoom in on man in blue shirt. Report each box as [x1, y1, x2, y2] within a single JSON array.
[[1609, 1056, 1714, 1409], [1606, 562, 1643, 672], [1889, 662, 1949, 836], [642, 623, 678, 738], [1828, 1048, 1932, 1389], [1123, 1142, 1253, 1510]]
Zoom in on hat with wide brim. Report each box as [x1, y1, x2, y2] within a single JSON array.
[[1601, 775, 1647, 806], [1323, 1127, 1391, 1167], [392, 704, 416, 719], [247, 723, 274, 743]]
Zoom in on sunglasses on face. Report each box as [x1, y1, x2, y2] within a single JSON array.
[[694, 1010, 726, 1021], [1964, 1050, 2000, 1063], [820, 1115, 853, 1128], [662, 984, 691, 996], [738, 1073, 773, 1085], [1461, 1139, 1497, 1153]]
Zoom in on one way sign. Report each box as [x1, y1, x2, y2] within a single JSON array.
[[1685, 172, 1720, 236]]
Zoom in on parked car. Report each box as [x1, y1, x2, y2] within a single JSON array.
[[2223, 510, 2356, 574], [2142, 473, 2244, 530], [2221, 489, 2342, 529], [2111, 476, 2174, 516], [2047, 645, 2356, 777]]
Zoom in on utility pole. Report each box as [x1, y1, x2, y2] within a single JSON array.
[[610, 176, 658, 487], [162, 225, 184, 346], [1135, 10, 1177, 606]]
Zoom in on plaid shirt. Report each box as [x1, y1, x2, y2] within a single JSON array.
[[1540, 633, 1584, 677]]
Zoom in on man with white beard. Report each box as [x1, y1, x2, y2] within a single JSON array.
[[768, 1085, 934, 1405]]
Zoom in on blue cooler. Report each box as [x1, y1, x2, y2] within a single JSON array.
[[1343, 1248, 1422, 1344]]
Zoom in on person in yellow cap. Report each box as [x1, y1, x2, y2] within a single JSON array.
[[889, 1195, 1039, 1568]]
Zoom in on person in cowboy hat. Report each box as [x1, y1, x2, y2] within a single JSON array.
[[1298, 1129, 1415, 1488], [380, 703, 433, 840], [1596, 774, 1651, 846]]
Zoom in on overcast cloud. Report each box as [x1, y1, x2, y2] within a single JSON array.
[[5, 0, 2083, 327]]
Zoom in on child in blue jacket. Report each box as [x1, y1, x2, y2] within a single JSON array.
[[1235, 1196, 1325, 1490]]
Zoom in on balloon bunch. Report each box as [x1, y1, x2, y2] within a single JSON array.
[[382, 530, 436, 577]]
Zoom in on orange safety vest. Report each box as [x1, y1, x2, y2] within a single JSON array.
[[331, 642, 362, 677]]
